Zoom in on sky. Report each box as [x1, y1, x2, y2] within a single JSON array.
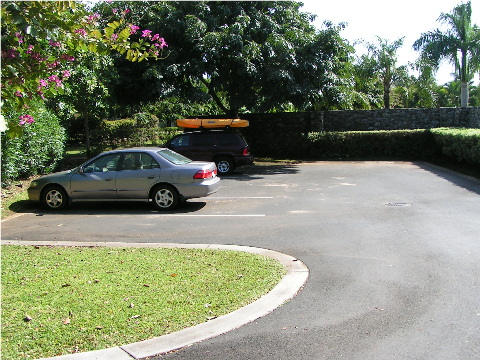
[[299, 0, 480, 85]]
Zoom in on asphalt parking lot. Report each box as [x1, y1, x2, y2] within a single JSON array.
[[2, 161, 480, 359]]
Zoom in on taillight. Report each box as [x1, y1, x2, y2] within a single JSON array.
[[242, 147, 250, 156], [194, 168, 217, 179]]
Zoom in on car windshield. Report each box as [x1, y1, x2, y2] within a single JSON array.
[[157, 149, 193, 165]]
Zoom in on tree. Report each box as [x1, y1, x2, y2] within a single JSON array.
[[96, 1, 354, 117], [393, 59, 439, 108], [351, 54, 384, 109], [365, 36, 408, 109], [51, 52, 117, 154], [413, 1, 480, 107], [1, 1, 166, 137]]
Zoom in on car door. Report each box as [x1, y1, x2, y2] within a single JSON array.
[[70, 153, 121, 199], [116, 152, 161, 199], [188, 133, 215, 161]]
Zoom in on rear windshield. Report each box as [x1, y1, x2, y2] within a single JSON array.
[[157, 149, 192, 165]]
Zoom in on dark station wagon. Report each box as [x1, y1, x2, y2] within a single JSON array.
[[165, 130, 254, 174]]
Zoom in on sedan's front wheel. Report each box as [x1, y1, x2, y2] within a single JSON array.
[[42, 186, 68, 210], [152, 185, 179, 211]]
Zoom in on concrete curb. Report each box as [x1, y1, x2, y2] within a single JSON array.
[[2, 240, 309, 360]]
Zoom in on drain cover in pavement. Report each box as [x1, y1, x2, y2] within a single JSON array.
[[384, 202, 412, 207]]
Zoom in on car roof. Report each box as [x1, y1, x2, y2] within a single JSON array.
[[100, 147, 167, 155]]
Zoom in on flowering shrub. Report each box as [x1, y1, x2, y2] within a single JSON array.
[[1, 1, 167, 137], [1, 101, 66, 186]]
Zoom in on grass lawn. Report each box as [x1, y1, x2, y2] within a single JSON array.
[[1, 245, 286, 359]]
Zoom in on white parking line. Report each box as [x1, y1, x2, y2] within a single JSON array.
[[163, 214, 265, 217], [208, 197, 274, 199]]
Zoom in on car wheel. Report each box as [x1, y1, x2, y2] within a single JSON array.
[[216, 157, 234, 175], [42, 186, 68, 210], [152, 185, 179, 211]]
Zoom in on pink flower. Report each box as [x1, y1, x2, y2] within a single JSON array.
[[19, 114, 34, 125], [49, 41, 61, 47], [47, 61, 60, 69], [74, 28, 88, 37], [37, 91, 46, 100], [15, 32, 24, 43], [111, 34, 119, 41], [1, 48, 19, 59], [63, 70, 71, 78], [60, 54, 75, 62], [15, 90, 23, 97], [155, 38, 168, 48], [48, 75, 62, 88], [129, 25, 140, 35], [38, 79, 48, 89], [86, 13, 101, 24], [141, 29, 152, 38]]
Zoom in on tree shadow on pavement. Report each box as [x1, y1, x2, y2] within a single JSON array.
[[416, 161, 480, 196]]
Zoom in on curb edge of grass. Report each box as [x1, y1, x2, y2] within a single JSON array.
[[2, 240, 309, 360]]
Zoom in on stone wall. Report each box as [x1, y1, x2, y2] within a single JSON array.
[[239, 107, 479, 133], [321, 107, 480, 131], [205, 107, 480, 157]]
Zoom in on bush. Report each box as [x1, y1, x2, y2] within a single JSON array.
[[1, 103, 66, 186], [133, 112, 159, 128], [307, 130, 436, 160], [430, 128, 480, 165], [98, 118, 137, 148]]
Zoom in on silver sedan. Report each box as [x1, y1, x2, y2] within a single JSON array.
[[28, 148, 220, 211]]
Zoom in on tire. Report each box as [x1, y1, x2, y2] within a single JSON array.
[[152, 185, 179, 211], [216, 157, 234, 175], [42, 186, 68, 210]]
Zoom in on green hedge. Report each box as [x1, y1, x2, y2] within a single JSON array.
[[430, 128, 480, 164], [306, 130, 436, 160], [97, 116, 181, 148], [1, 104, 66, 186]]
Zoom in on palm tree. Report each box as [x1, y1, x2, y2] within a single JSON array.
[[413, 1, 480, 107], [366, 36, 408, 109]]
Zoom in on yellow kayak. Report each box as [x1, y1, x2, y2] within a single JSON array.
[[176, 118, 249, 128]]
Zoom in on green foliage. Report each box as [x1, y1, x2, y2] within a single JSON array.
[[133, 112, 159, 128], [1, 0, 166, 137], [430, 128, 480, 164], [1, 103, 66, 186], [99, 1, 354, 116], [98, 118, 137, 147], [307, 130, 435, 159], [97, 118, 181, 148], [413, 1, 480, 106]]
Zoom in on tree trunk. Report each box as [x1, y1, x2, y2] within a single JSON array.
[[383, 82, 391, 109], [460, 81, 469, 107], [84, 117, 91, 157]]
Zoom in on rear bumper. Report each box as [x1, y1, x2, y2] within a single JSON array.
[[176, 177, 221, 199], [235, 155, 254, 167]]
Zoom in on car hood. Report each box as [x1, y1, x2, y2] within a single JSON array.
[[36, 169, 76, 182]]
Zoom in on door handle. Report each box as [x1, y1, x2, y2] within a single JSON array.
[[148, 176, 155, 179], [105, 178, 113, 181]]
